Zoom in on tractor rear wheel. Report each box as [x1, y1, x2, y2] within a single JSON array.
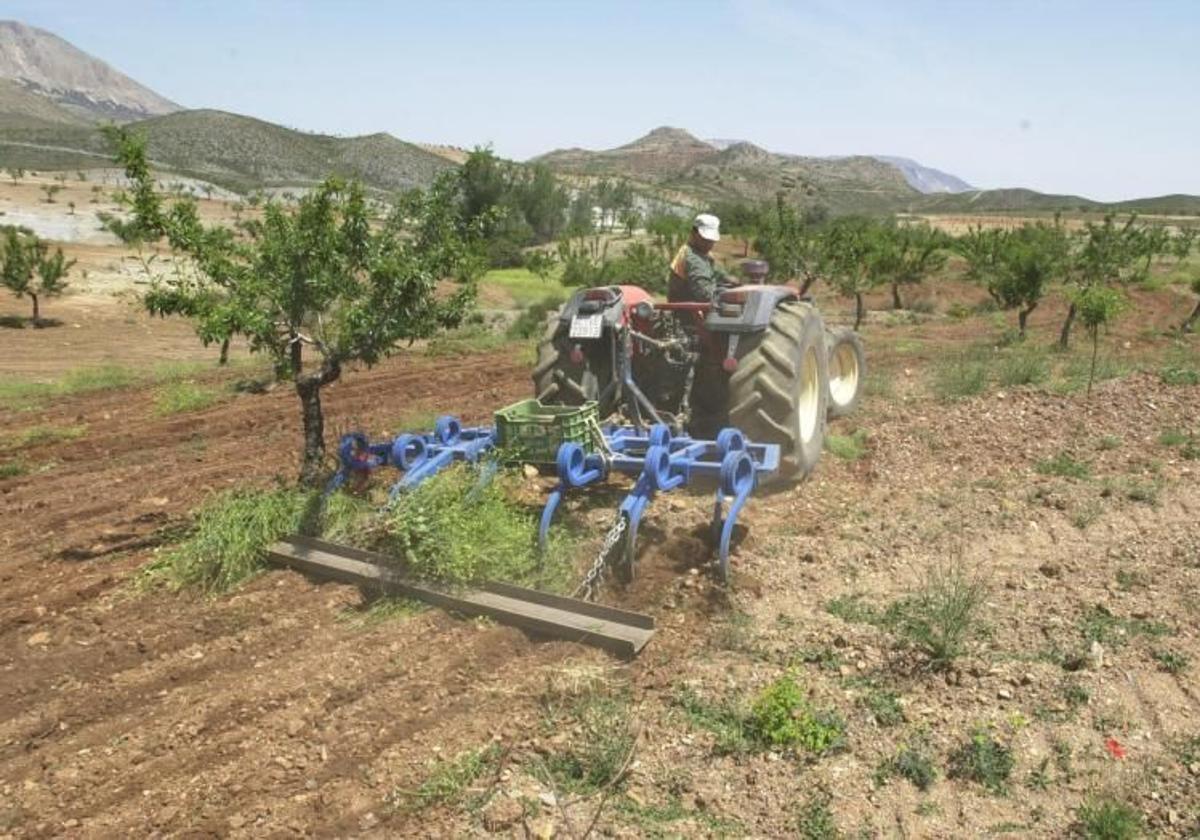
[[825, 328, 866, 419], [728, 301, 829, 481], [532, 321, 611, 411]]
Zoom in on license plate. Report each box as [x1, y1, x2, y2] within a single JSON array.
[[568, 313, 604, 339]]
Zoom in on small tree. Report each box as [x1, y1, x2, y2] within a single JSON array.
[[824, 217, 880, 330], [41, 184, 63, 204], [0, 227, 74, 326], [1074, 284, 1127, 395], [874, 222, 947, 310], [109, 127, 483, 485], [6, 167, 24, 185], [990, 222, 1069, 338], [1060, 215, 1147, 349]]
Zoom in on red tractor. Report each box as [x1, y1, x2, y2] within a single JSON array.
[[533, 271, 864, 482]]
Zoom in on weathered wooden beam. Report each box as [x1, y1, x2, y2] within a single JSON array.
[[266, 535, 655, 657]]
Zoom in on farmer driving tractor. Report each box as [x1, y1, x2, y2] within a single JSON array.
[[667, 213, 739, 303]]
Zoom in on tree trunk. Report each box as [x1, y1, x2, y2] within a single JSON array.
[[290, 336, 341, 487], [1182, 300, 1200, 333], [797, 273, 817, 297], [1058, 302, 1077, 350], [30, 293, 40, 328], [1018, 301, 1036, 338], [219, 336, 230, 366], [743, 239, 750, 258], [1087, 330, 1099, 397], [891, 283, 903, 311], [854, 293, 865, 330]]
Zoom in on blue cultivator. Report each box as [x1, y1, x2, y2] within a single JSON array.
[[326, 414, 780, 590]]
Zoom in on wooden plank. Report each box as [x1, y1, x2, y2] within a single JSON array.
[[266, 537, 654, 657]]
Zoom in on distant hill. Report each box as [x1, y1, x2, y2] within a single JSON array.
[[873, 156, 973, 194], [0, 109, 455, 194], [0, 20, 179, 122], [534, 127, 919, 214]]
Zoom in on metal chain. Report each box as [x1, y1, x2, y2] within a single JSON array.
[[573, 514, 627, 601]]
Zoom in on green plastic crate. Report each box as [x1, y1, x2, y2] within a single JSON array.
[[494, 398, 599, 463]]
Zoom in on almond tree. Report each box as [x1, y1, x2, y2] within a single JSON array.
[[873, 222, 947, 310], [0, 227, 74, 326], [990, 222, 1069, 338], [824, 216, 881, 329], [108, 128, 484, 486], [1059, 215, 1149, 349]]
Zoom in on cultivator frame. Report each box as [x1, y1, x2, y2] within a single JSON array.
[[325, 414, 779, 585]]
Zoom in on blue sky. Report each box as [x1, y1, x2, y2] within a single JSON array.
[[6, 0, 1198, 201]]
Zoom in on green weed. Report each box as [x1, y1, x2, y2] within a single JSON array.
[[996, 347, 1050, 387], [481, 266, 570, 307], [889, 565, 987, 669], [0, 459, 27, 478], [1075, 797, 1143, 839], [506, 294, 564, 339], [0, 423, 87, 451], [425, 323, 514, 357], [825, 593, 883, 626], [540, 694, 635, 795], [143, 487, 318, 592], [387, 744, 503, 813], [793, 792, 841, 839], [862, 686, 905, 727], [338, 596, 426, 627], [384, 463, 569, 588], [1096, 435, 1122, 451], [154, 380, 223, 415], [1160, 363, 1199, 386], [1158, 428, 1190, 447], [1079, 605, 1171, 648], [948, 728, 1014, 795], [932, 352, 990, 400], [876, 742, 937, 791], [1035, 452, 1091, 479], [1152, 649, 1189, 674], [825, 429, 869, 461]]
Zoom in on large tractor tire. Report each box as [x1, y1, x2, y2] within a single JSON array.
[[825, 328, 866, 419], [532, 320, 611, 411], [728, 301, 829, 482]]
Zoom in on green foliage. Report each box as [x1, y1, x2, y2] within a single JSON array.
[[996, 345, 1050, 386], [793, 793, 841, 839], [824, 429, 868, 460], [384, 463, 563, 587], [860, 685, 905, 727], [1152, 649, 1189, 674], [747, 674, 845, 754], [872, 221, 948, 308], [0, 459, 27, 478], [387, 744, 503, 813], [506, 295, 564, 339], [0, 423, 86, 451], [425, 322, 511, 356], [752, 197, 829, 286], [1079, 604, 1170, 647], [1076, 797, 1143, 839], [1160, 363, 1200, 385], [948, 728, 1014, 795], [961, 221, 1069, 336], [876, 742, 937, 791], [148, 488, 315, 592], [932, 351, 990, 400], [1035, 451, 1092, 479], [0, 226, 74, 324], [108, 126, 482, 484], [153, 380, 223, 415], [888, 565, 986, 669]]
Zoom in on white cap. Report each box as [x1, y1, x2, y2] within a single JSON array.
[[693, 213, 720, 242]]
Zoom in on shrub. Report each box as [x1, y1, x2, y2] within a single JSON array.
[[877, 742, 937, 791], [996, 346, 1050, 386], [824, 429, 868, 461], [794, 793, 841, 839], [747, 674, 845, 754], [506, 294, 564, 339], [948, 728, 1013, 795]]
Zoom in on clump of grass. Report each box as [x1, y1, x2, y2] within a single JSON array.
[[996, 346, 1050, 387], [387, 744, 503, 813], [1157, 428, 1190, 447], [0, 459, 27, 478], [675, 675, 845, 758], [876, 741, 937, 791], [825, 593, 883, 626], [1079, 604, 1171, 648], [145, 487, 317, 592], [932, 352, 990, 401], [861, 685, 905, 727], [154, 380, 222, 415], [1096, 435, 1122, 451], [888, 565, 987, 670], [793, 792, 840, 839], [948, 728, 1014, 795], [1160, 363, 1199, 386], [540, 693, 635, 795], [1153, 649, 1189, 674], [1075, 797, 1143, 839], [338, 596, 426, 627], [384, 463, 567, 588], [824, 429, 869, 461], [0, 423, 87, 451], [59, 363, 138, 393], [1035, 451, 1092, 479]]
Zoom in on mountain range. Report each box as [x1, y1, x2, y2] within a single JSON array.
[[0, 19, 1196, 216]]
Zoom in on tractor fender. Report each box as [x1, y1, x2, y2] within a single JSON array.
[[704, 285, 799, 333]]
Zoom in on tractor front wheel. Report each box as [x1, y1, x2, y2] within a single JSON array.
[[728, 301, 829, 481]]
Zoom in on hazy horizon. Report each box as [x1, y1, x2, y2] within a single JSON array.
[[5, 0, 1198, 202]]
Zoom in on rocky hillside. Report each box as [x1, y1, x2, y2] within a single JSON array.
[[534, 127, 920, 213], [873, 155, 974, 194], [0, 20, 179, 122]]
